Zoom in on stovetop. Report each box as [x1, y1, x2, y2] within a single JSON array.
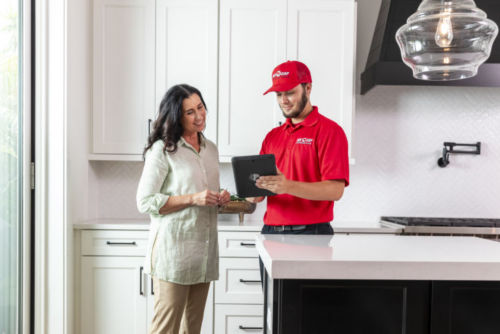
[[381, 216, 500, 228]]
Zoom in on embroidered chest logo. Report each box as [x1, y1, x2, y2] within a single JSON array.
[[296, 138, 313, 145]]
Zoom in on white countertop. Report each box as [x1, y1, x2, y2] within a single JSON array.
[[256, 234, 500, 281], [73, 218, 400, 233], [72, 218, 264, 231]]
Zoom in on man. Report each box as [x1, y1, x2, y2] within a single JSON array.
[[251, 60, 349, 235]]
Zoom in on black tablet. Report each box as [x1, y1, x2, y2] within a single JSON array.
[[231, 154, 277, 197]]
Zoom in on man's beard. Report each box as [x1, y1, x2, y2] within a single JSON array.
[[280, 89, 308, 119]]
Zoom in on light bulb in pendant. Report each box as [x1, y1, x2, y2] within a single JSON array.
[[435, 13, 454, 47]]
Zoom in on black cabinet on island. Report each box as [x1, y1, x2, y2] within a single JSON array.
[[257, 234, 500, 334]]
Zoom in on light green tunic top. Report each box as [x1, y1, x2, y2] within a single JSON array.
[[136, 137, 220, 284]]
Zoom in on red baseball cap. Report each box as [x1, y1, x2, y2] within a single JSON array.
[[263, 60, 312, 95]]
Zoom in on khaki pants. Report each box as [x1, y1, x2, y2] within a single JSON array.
[[149, 278, 210, 334]]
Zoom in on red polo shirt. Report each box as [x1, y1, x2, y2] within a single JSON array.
[[260, 106, 349, 226]]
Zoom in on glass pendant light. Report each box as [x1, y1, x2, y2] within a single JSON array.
[[395, 0, 498, 81]]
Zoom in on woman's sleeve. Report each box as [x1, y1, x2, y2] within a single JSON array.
[[136, 144, 170, 215]]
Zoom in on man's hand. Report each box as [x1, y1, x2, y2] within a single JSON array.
[[255, 169, 290, 194], [218, 189, 231, 206]]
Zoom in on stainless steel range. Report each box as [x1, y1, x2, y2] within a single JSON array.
[[380, 217, 500, 241]]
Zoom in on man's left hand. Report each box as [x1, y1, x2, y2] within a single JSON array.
[[255, 169, 290, 194]]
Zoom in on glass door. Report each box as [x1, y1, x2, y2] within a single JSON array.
[[0, 0, 24, 332]]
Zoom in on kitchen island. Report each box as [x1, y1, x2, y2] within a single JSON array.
[[256, 234, 500, 334]]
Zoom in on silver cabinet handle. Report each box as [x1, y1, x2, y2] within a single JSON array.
[[240, 242, 255, 247], [147, 119, 152, 137], [106, 241, 136, 245], [240, 279, 262, 283], [239, 325, 263, 330], [139, 266, 144, 295], [151, 277, 154, 295]]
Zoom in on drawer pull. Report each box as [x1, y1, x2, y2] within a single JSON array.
[[239, 279, 262, 284], [240, 242, 255, 247], [139, 266, 144, 295], [239, 325, 263, 330], [106, 241, 137, 246]]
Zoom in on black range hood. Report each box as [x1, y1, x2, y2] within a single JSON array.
[[361, 0, 500, 95]]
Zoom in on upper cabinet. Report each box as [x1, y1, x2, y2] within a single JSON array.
[[218, 0, 356, 161], [218, 0, 287, 158], [155, 0, 218, 144], [288, 0, 356, 160], [89, 0, 356, 161], [91, 0, 155, 156]]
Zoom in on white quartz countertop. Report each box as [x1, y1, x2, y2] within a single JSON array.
[[72, 218, 264, 231], [73, 219, 399, 233], [256, 234, 500, 281]]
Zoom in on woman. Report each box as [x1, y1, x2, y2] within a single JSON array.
[[137, 84, 230, 334]]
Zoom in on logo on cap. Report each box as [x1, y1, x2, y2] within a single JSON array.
[[273, 71, 290, 78]]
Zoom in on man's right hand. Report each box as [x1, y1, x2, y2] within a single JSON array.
[[245, 196, 265, 203], [191, 190, 220, 206]]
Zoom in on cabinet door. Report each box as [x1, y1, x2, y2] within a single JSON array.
[[287, 0, 356, 158], [92, 0, 155, 154], [81, 257, 148, 334], [156, 0, 218, 143], [218, 0, 287, 158], [430, 281, 500, 334]]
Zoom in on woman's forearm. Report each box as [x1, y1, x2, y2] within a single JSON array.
[[158, 189, 223, 215], [158, 194, 194, 215]]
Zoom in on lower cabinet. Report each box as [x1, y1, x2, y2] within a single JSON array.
[[76, 227, 261, 334], [214, 304, 264, 334], [80, 257, 149, 334], [215, 230, 264, 333]]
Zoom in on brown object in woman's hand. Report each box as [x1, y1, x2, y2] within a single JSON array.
[[218, 200, 256, 214]]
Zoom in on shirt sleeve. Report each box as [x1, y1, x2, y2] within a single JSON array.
[[317, 123, 350, 186], [259, 132, 271, 155], [136, 143, 170, 215]]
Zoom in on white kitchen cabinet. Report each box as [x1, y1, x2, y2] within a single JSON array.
[[287, 0, 357, 158], [155, 0, 218, 143], [214, 230, 264, 333], [76, 229, 213, 334], [218, 0, 287, 159], [218, 0, 356, 161], [81, 256, 148, 334], [90, 0, 356, 161], [91, 0, 155, 156], [214, 304, 264, 334]]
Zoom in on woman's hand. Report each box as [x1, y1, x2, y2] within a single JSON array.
[[191, 190, 220, 206], [218, 189, 231, 206]]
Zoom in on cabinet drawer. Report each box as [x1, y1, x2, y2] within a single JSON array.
[[215, 258, 263, 304], [219, 231, 259, 257], [215, 304, 263, 334], [81, 230, 149, 256]]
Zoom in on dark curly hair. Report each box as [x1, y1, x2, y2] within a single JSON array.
[[143, 84, 207, 158]]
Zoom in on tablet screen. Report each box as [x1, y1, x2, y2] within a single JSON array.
[[231, 154, 277, 198]]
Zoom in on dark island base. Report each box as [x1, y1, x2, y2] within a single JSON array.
[[263, 271, 500, 334]]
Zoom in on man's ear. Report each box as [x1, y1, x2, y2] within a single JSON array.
[[305, 82, 312, 96]]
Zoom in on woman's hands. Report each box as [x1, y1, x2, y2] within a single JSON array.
[[191, 189, 231, 207], [218, 189, 231, 206]]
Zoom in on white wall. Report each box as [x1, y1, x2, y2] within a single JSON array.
[[75, 0, 500, 224]]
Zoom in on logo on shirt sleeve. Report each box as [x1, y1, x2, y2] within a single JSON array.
[[296, 138, 313, 145]]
